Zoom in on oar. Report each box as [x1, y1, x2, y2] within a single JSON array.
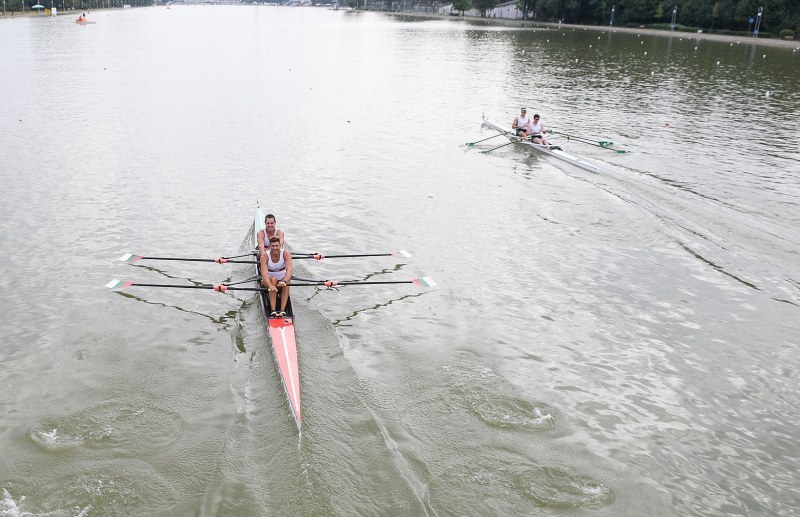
[[106, 279, 263, 292], [106, 276, 436, 291], [549, 130, 613, 146], [550, 132, 629, 154], [293, 250, 412, 260], [291, 276, 436, 288], [119, 253, 256, 264], [466, 131, 510, 146], [549, 131, 628, 153], [480, 139, 518, 154]]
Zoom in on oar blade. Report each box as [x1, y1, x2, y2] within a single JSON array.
[[412, 276, 436, 288], [106, 279, 133, 290], [392, 250, 413, 258], [119, 253, 143, 264]]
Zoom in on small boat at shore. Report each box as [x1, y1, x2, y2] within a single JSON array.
[[482, 115, 599, 173], [252, 203, 302, 430]]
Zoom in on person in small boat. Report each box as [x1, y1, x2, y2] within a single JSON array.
[[512, 107, 531, 138], [256, 213, 285, 259], [77, 13, 86, 21], [528, 114, 561, 150], [261, 236, 293, 318]]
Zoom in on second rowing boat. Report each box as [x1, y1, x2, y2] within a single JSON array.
[[481, 115, 599, 173]]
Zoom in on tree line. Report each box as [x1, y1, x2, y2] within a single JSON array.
[[3, 0, 152, 13], [451, 0, 798, 36]]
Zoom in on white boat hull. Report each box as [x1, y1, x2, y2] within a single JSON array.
[[481, 116, 599, 173]]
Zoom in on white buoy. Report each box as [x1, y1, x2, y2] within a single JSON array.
[[716, 60, 720, 65], [763, 54, 766, 58], [765, 91, 770, 97], [694, 46, 698, 50], [589, 44, 592, 48], [651, 71, 654, 76], [546, 39, 550, 42], [575, 58, 578, 62], [644, 51, 647, 55]]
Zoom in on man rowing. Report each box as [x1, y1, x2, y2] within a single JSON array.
[[261, 237, 293, 317], [256, 213, 285, 259], [512, 107, 531, 139], [528, 113, 560, 149]]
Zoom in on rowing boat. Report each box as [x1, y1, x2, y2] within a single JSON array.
[[253, 203, 302, 430], [481, 115, 599, 173], [107, 215, 437, 430]]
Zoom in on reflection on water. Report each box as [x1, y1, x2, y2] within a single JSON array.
[[1, 7, 799, 516]]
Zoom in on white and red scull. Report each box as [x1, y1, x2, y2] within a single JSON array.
[[253, 204, 302, 430], [107, 209, 436, 432]]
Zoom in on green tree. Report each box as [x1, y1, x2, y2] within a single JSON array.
[[655, 1, 663, 20], [517, 0, 536, 19], [472, 0, 498, 16], [452, 0, 471, 12]]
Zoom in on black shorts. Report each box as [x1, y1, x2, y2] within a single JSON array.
[[515, 128, 527, 136]]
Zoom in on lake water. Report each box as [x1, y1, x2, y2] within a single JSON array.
[[1, 7, 799, 516]]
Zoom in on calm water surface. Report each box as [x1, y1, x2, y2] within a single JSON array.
[[1, 7, 799, 516]]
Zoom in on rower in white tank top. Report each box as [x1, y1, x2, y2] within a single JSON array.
[[528, 114, 552, 146], [257, 213, 285, 258], [267, 248, 287, 279], [513, 108, 531, 137]]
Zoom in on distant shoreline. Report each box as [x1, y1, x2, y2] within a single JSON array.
[[0, 6, 118, 21], [2, 5, 798, 51], [387, 12, 800, 50]]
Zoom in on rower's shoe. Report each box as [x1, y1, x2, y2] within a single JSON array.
[[552, 146, 563, 151], [277, 311, 286, 317], [270, 311, 278, 317]]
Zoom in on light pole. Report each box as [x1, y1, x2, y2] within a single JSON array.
[[609, 4, 614, 26], [670, 5, 677, 30], [753, 7, 763, 38]]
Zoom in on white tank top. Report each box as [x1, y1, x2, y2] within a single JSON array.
[[264, 227, 282, 242], [516, 115, 530, 128], [529, 121, 543, 135], [268, 249, 286, 272]]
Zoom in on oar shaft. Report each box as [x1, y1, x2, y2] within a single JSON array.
[[129, 282, 266, 291], [293, 253, 393, 259], [481, 140, 516, 153], [291, 280, 415, 286], [466, 132, 507, 146], [552, 131, 612, 145], [140, 256, 257, 264]]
